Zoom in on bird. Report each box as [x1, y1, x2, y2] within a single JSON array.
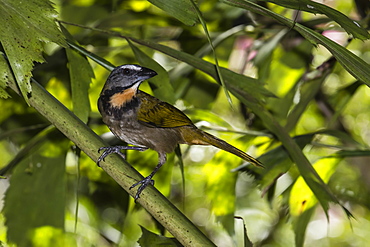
[[97, 64, 263, 200]]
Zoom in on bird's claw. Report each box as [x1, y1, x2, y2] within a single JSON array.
[[130, 176, 155, 200], [97, 146, 126, 166]]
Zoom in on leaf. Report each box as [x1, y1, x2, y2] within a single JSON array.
[[147, 0, 198, 26], [0, 53, 13, 98], [262, 0, 369, 40], [327, 81, 363, 128], [64, 38, 115, 71], [231, 86, 347, 219], [61, 25, 276, 101], [289, 157, 340, 216], [234, 216, 253, 247], [170, 24, 246, 82], [222, 0, 370, 87], [0, 126, 55, 176], [127, 37, 276, 102], [285, 59, 334, 132], [292, 207, 316, 247], [330, 150, 370, 158], [4, 151, 66, 246], [138, 226, 182, 247], [0, 0, 66, 102], [258, 134, 314, 190], [62, 26, 95, 123], [128, 40, 176, 104], [189, 0, 233, 106], [203, 153, 239, 216]]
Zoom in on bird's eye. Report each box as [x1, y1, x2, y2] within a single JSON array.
[[122, 68, 130, 75]]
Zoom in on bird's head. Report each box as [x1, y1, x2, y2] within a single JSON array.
[[102, 64, 157, 94]]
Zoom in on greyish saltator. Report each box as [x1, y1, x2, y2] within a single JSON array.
[[97, 64, 263, 200]]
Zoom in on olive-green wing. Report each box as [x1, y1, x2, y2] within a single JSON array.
[[137, 92, 193, 128]]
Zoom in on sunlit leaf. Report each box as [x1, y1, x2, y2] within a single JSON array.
[[289, 157, 340, 216], [204, 137, 251, 217], [147, 0, 197, 26], [0, 0, 66, 102], [30, 226, 77, 247]]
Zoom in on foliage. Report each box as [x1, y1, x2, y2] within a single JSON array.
[[1, 0, 370, 246]]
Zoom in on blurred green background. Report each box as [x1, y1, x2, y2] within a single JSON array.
[[1, 0, 370, 246]]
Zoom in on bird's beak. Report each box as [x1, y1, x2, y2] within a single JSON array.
[[139, 67, 158, 81]]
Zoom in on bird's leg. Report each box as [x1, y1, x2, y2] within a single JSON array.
[[97, 145, 148, 166], [130, 152, 167, 200]]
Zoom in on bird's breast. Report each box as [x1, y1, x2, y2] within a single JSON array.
[[109, 87, 136, 108], [98, 92, 184, 154]]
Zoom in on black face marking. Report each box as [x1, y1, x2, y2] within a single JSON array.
[[102, 87, 128, 97]]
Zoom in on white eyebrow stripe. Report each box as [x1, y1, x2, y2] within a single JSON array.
[[119, 64, 142, 71]]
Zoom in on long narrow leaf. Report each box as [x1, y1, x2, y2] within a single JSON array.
[[262, 0, 369, 40], [128, 40, 176, 104], [189, 0, 233, 106], [223, 0, 370, 87], [62, 26, 95, 123]]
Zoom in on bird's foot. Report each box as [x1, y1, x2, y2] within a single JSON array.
[[97, 145, 148, 166], [97, 146, 126, 166], [130, 176, 155, 200]]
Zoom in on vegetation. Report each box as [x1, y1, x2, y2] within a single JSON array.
[[1, 0, 370, 246]]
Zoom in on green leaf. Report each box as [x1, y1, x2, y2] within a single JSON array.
[[231, 86, 346, 219], [128, 40, 176, 104], [0, 53, 13, 98], [4, 151, 66, 246], [61, 25, 275, 101], [62, 27, 95, 124], [331, 150, 370, 158], [263, 0, 369, 40], [138, 226, 182, 247], [285, 59, 334, 132], [0, 126, 54, 176], [0, 0, 66, 102], [234, 217, 253, 247], [127, 37, 276, 102], [258, 134, 314, 190], [292, 207, 316, 247], [189, 0, 233, 106], [147, 0, 198, 26], [327, 81, 363, 128], [222, 0, 370, 87], [289, 157, 340, 216], [64, 37, 115, 71]]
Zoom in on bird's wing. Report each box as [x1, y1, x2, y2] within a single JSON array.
[[137, 91, 193, 128]]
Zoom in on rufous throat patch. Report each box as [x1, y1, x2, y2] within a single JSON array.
[[109, 87, 136, 108]]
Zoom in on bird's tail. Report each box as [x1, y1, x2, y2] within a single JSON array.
[[182, 127, 264, 168]]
